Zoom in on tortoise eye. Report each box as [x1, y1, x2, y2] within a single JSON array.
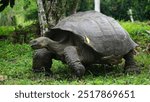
[[32, 40, 37, 43]]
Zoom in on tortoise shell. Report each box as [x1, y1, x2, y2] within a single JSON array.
[[50, 11, 137, 56]]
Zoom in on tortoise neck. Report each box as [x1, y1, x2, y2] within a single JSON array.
[[47, 39, 63, 55]]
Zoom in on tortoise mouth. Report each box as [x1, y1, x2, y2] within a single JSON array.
[[30, 39, 40, 49], [30, 43, 50, 51], [30, 41, 42, 50], [31, 44, 41, 49]]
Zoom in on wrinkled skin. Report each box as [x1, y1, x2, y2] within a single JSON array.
[[30, 37, 140, 77]]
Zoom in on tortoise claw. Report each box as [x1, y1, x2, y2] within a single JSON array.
[[74, 65, 85, 78], [124, 65, 141, 74], [32, 67, 44, 73]]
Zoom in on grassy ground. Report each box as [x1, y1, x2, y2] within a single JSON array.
[[0, 22, 150, 85]]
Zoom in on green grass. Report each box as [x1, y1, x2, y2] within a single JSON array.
[[120, 21, 150, 47], [0, 22, 150, 85]]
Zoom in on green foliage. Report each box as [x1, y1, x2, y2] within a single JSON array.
[[0, 0, 149, 27], [77, 0, 150, 21], [0, 26, 14, 36], [10, 22, 40, 43], [120, 21, 150, 47], [0, 7, 16, 26], [0, 22, 39, 43], [131, 0, 150, 20], [0, 0, 37, 26], [78, 0, 94, 11], [101, 0, 129, 20], [101, 0, 150, 21], [23, 0, 38, 21]]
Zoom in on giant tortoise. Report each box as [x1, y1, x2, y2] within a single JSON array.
[[30, 11, 140, 77]]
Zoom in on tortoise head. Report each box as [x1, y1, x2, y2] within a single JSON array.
[[30, 37, 57, 51]]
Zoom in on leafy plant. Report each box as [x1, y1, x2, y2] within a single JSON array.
[[0, 26, 14, 36], [0, 0, 37, 26]]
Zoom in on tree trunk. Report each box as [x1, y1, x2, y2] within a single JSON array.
[[43, 0, 67, 28], [94, 0, 100, 12], [37, 0, 79, 36], [128, 9, 134, 23], [37, 0, 48, 36], [70, 0, 80, 14]]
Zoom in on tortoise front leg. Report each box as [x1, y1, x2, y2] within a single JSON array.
[[64, 46, 85, 77], [123, 50, 140, 74], [32, 48, 53, 76]]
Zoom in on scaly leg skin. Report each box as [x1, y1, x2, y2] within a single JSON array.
[[64, 46, 85, 77], [32, 48, 53, 76], [123, 50, 140, 74]]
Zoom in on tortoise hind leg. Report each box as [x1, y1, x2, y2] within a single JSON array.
[[123, 50, 140, 74], [64, 46, 85, 77]]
